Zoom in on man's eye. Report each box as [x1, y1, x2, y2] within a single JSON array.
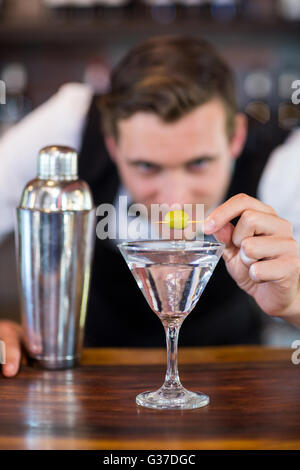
[[187, 158, 211, 171]]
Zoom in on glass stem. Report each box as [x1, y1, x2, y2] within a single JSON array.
[[163, 322, 182, 389]]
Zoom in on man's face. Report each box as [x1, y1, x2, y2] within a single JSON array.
[[107, 98, 246, 216]]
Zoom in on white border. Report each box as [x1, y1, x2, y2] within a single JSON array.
[[0, 340, 6, 365]]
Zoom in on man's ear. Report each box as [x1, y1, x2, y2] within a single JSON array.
[[229, 113, 248, 160], [104, 135, 118, 162]]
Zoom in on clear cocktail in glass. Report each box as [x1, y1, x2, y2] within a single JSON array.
[[118, 239, 224, 410]]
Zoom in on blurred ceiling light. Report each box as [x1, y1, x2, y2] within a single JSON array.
[[71, 0, 95, 5], [1, 63, 28, 95], [143, 0, 174, 5], [43, 0, 73, 6], [83, 61, 110, 93], [96, 0, 130, 6], [244, 71, 272, 99], [176, 0, 205, 6], [277, 0, 300, 20]]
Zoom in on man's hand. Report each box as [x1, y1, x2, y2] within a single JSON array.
[[0, 321, 23, 377], [204, 193, 300, 323]]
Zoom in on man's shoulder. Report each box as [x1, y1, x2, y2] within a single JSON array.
[[50, 82, 93, 115], [55, 82, 93, 100]]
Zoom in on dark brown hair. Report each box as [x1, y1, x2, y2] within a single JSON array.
[[99, 35, 237, 140]]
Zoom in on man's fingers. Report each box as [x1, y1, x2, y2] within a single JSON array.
[[240, 236, 299, 266], [0, 322, 22, 378], [212, 222, 237, 263], [249, 255, 300, 283], [204, 193, 276, 234], [232, 211, 294, 247], [213, 222, 234, 246]]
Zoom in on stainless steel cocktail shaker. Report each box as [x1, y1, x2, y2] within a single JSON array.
[[15, 145, 96, 369]]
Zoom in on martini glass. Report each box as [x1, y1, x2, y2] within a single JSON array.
[[118, 239, 225, 410]]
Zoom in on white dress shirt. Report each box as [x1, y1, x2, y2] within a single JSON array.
[[257, 127, 300, 247], [0, 82, 299, 252]]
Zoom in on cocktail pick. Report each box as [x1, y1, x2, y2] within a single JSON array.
[[154, 210, 204, 229]]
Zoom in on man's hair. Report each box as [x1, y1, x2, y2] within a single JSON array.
[[99, 35, 237, 140]]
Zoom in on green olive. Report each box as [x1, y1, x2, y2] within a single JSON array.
[[164, 210, 190, 230]]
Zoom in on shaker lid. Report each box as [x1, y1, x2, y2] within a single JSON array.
[[38, 145, 78, 181]]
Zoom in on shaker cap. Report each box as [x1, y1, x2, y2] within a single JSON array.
[[38, 145, 78, 181]]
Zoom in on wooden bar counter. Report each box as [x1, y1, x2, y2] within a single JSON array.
[[0, 346, 299, 450]]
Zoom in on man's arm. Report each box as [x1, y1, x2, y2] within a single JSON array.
[[257, 128, 300, 253], [255, 128, 300, 325], [0, 82, 92, 242]]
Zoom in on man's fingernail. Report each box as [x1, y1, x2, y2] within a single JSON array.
[[249, 264, 259, 282], [4, 363, 16, 375], [204, 218, 216, 233], [240, 247, 256, 266]]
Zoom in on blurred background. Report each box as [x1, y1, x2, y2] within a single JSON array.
[[0, 0, 300, 345]]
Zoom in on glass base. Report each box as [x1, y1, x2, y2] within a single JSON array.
[[136, 386, 210, 410]]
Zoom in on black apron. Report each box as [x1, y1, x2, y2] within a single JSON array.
[[78, 95, 289, 347]]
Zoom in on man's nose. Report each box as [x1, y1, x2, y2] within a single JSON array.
[[158, 171, 189, 206]]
